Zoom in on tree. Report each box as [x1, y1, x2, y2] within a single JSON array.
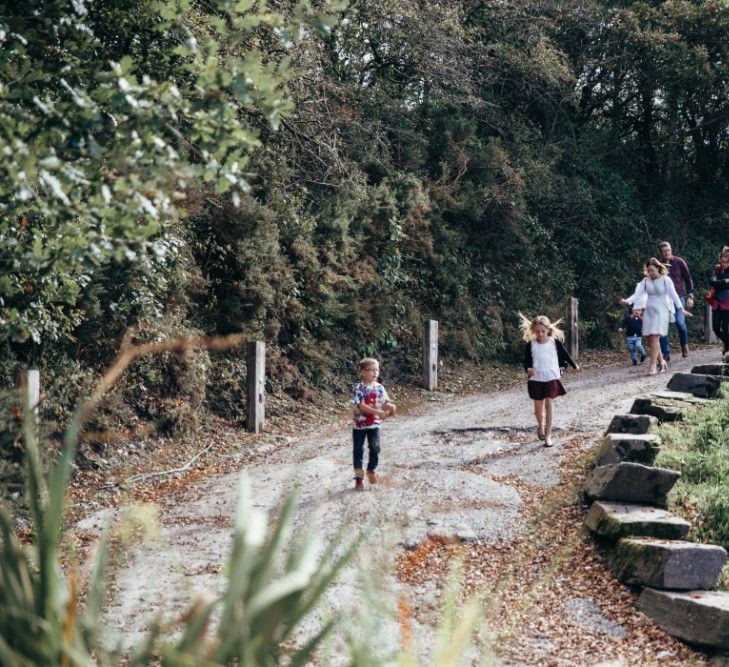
[[0, 0, 328, 345]]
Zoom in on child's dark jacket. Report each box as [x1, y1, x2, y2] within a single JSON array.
[[619, 315, 643, 337]]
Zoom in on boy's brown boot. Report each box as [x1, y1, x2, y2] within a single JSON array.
[[367, 470, 378, 484], [354, 477, 364, 491]]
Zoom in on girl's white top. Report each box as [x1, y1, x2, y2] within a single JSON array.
[[530, 337, 560, 382], [626, 276, 683, 336]]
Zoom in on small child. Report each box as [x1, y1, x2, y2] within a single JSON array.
[[351, 357, 396, 490], [520, 314, 579, 447], [618, 307, 647, 366]]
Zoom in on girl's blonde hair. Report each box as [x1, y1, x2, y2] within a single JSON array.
[[518, 313, 565, 343], [644, 257, 668, 276]]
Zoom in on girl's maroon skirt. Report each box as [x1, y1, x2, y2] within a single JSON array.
[[527, 379, 566, 400]]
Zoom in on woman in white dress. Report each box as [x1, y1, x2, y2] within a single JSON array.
[[620, 257, 691, 375]]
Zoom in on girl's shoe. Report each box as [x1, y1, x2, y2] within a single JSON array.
[[366, 471, 378, 484], [648, 364, 658, 376], [537, 427, 545, 440], [354, 478, 364, 491], [659, 361, 668, 373], [544, 435, 554, 447]]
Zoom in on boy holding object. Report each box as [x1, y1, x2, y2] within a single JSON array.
[[352, 358, 396, 490]]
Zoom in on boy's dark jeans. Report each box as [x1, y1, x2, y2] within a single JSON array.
[[353, 428, 381, 475]]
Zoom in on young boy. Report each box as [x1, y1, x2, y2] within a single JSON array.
[[352, 358, 396, 490], [618, 307, 647, 366]]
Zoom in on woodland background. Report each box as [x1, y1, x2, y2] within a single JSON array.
[[2, 0, 729, 471]]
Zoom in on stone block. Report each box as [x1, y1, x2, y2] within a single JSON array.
[[595, 433, 661, 466], [584, 501, 690, 540], [666, 373, 728, 398], [637, 588, 729, 649], [611, 537, 726, 590], [605, 414, 658, 435], [691, 363, 729, 376], [649, 390, 710, 405], [584, 463, 680, 507], [630, 396, 683, 422]]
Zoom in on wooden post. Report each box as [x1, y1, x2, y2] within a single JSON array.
[[246, 341, 265, 433], [15, 366, 40, 422], [705, 304, 718, 344], [422, 319, 438, 391], [566, 297, 579, 361], [26, 369, 40, 419]]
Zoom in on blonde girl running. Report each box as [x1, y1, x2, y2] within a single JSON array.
[[520, 314, 580, 447]]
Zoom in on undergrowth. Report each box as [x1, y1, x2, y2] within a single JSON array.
[[656, 385, 729, 587]]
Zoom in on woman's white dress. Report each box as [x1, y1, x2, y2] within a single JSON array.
[[626, 276, 683, 336]]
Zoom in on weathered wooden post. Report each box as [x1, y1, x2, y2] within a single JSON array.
[[15, 366, 40, 422], [26, 369, 40, 419], [566, 297, 579, 361], [423, 319, 438, 391], [246, 341, 265, 433], [705, 304, 718, 344]]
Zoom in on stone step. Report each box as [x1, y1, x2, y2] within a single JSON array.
[[630, 396, 683, 422], [595, 433, 661, 466], [605, 414, 658, 435], [648, 390, 710, 405], [666, 372, 729, 398], [611, 537, 727, 590], [584, 501, 690, 540], [584, 463, 680, 507], [637, 588, 729, 650], [691, 363, 729, 376]]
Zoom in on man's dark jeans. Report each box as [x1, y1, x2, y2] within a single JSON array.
[[353, 428, 381, 473], [660, 295, 688, 356]]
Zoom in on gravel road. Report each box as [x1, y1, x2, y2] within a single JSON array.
[[84, 347, 721, 661]]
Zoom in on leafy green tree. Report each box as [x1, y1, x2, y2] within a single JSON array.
[[0, 0, 312, 345]]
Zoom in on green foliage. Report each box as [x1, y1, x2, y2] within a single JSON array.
[[4, 0, 729, 480], [0, 0, 314, 345], [657, 388, 729, 552]]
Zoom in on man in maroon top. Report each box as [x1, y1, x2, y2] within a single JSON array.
[[659, 241, 694, 358]]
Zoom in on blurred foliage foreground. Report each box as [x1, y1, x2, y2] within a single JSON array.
[[0, 348, 483, 666]]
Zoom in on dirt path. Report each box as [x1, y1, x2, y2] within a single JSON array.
[[85, 348, 720, 662]]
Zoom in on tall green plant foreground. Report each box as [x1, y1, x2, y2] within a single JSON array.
[[0, 384, 355, 666], [0, 335, 485, 665]]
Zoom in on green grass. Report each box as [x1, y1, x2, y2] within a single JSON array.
[[656, 386, 729, 560]]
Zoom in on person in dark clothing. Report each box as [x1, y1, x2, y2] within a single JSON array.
[[708, 247, 729, 357], [619, 307, 647, 366], [658, 241, 694, 359]]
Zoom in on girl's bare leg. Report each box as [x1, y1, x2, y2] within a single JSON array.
[[544, 398, 554, 440], [533, 399, 544, 438]]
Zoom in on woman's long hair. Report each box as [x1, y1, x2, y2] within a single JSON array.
[[644, 257, 668, 276], [518, 313, 565, 343]]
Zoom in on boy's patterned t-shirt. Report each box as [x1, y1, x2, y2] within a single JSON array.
[[353, 381, 390, 429]]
